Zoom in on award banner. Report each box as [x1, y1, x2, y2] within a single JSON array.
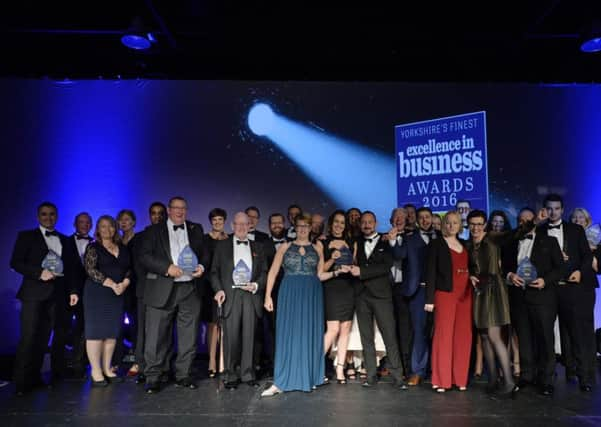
[[395, 111, 489, 213]]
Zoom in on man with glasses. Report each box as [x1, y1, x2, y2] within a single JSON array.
[[139, 196, 206, 394]]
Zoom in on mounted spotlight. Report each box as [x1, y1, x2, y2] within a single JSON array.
[[121, 16, 153, 50], [580, 19, 601, 53]]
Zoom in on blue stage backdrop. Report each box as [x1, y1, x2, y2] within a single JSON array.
[[0, 79, 600, 354]]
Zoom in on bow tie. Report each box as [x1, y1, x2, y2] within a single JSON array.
[[45, 230, 58, 237], [421, 231, 434, 237], [520, 234, 534, 241], [236, 240, 249, 245], [173, 224, 185, 231], [548, 223, 561, 230], [365, 237, 377, 243], [273, 239, 285, 244], [76, 235, 91, 240]]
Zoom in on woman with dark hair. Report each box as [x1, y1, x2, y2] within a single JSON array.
[[84, 215, 131, 386], [322, 209, 356, 384], [486, 210, 512, 233], [346, 208, 362, 240], [466, 210, 517, 398], [203, 208, 229, 378], [425, 211, 472, 393]]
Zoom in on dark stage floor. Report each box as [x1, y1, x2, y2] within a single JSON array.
[[1, 363, 601, 427]]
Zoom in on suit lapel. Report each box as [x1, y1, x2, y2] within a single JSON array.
[[226, 237, 235, 272], [160, 223, 173, 263]]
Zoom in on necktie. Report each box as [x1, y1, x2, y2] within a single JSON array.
[[45, 230, 58, 237], [236, 240, 249, 245], [548, 224, 561, 230], [76, 234, 91, 240], [173, 224, 185, 231]]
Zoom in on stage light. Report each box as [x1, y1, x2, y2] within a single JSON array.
[[121, 16, 152, 50], [580, 20, 601, 53], [248, 103, 275, 136], [247, 104, 396, 225]]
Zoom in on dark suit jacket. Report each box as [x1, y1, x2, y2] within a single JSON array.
[[424, 237, 467, 305], [210, 237, 267, 318], [139, 220, 207, 308], [501, 232, 563, 305], [539, 221, 595, 288], [393, 229, 438, 297], [10, 228, 78, 301], [63, 234, 89, 296], [355, 234, 394, 299]]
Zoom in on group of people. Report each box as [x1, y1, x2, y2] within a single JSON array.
[[9, 195, 600, 400]]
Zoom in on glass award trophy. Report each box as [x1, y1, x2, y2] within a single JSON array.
[[334, 246, 353, 267], [516, 257, 537, 289], [232, 259, 251, 288], [42, 250, 64, 276], [177, 245, 198, 274], [585, 224, 601, 247]]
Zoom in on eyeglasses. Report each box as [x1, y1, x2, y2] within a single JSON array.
[[296, 224, 310, 229], [468, 222, 485, 228], [169, 206, 187, 211]]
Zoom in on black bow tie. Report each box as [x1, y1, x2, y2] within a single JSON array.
[[421, 231, 434, 237], [173, 224, 185, 231], [365, 237, 377, 243], [548, 224, 561, 230], [236, 240, 249, 245], [45, 230, 58, 237], [520, 234, 534, 241], [273, 238, 285, 243], [76, 235, 91, 240], [248, 230, 255, 234]]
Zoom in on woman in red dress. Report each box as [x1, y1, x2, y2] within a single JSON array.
[[425, 210, 473, 392]]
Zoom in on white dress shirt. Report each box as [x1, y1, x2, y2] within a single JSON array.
[[40, 225, 62, 257], [517, 232, 536, 264], [547, 221, 564, 250], [75, 235, 91, 261], [233, 236, 256, 292], [167, 219, 193, 282], [364, 233, 380, 259]]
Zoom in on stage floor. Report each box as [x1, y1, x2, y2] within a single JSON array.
[[1, 364, 600, 427]]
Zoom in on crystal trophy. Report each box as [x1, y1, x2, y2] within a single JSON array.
[[177, 245, 198, 274], [516, 257, 537, 288], [42, 250, 64, 276], [585, 224, 601, 247], [232, 259, 251, 288], [334, 246, 353, 266]]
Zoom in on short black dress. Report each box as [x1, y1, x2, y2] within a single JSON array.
[[83, 242, 130, 339], [322, 237, 355, 321]]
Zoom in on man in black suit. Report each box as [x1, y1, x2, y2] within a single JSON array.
[[63, 212, 93, 378], [131, 201, 166, 384], [245, 206, 270, 244], [212, 212, 267, 389], [139, 196, 206, 394], [285, 204, 302, 241], [10, 202, 79, 395], [350, 211, 408, 390], [502, 212, 563, 396], [540, 194, 596, 391]]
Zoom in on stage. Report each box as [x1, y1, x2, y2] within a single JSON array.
[[1, 362, 600, 427]]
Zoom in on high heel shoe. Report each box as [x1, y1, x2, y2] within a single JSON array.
[[208, 370, 216, 378], [335, 363, 347, 385], [493, 384, 519, 400], [261, 385, 282, 397]]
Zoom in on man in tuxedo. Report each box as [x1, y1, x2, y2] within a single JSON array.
[[245, 206, 270, 244], [540, 194, 596, 391], [63, 212, 93, 378], [10, 202, 79, 395], [350, 211, 408, 390], [391, 207, 437, 385], [402, 204, 417, 231], [131, 201, 166, 384], [139, 196, 206, 394], [285, 204, 302, 241], [212, 212, 267, 389], [502, 213, 563, 396]]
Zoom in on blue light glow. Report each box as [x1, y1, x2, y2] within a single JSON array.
[[248, 105, 396, 226], [581, 37, 601, 53], [121, 34, 151, 50]]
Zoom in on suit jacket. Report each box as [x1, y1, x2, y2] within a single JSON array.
[[63, 234, 89, 296], [501, 232, 563, 305], [355, 234, 394, 299], [539, 221, 595, 288], [424, 236, 467, 305], [210, 237, 267, 318], [10, 228, 78, 301], [393, 229, 438, 297], [139, 220, 207, 308]]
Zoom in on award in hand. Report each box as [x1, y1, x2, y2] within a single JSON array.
[[42, 250, 64, 276], [516, 256, 537, 289], [334, 246, 353, 267], [232, 259, 251, 288], [177, 245, 199, 274], [585, 224, 601, 247]]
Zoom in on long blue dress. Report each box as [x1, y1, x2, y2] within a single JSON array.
[[274, 243, 325, 392]]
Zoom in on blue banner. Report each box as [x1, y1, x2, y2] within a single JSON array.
[[395, 111, 488, 213]]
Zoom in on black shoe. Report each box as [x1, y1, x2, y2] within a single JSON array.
[[145, 382, 161, 394], [245, 380, 260, 388], [540, 384, 554, 396], [580, 384, 593, 392], [361, 377, 377, 388], [135, 374, 146, 384], [175, 377, 198, 389], [224, 381, 239, 390], [517, 378, 535, 389], [91, 377, 108, 387], [15, 384, 29, 396], [492, 384, 519, 400], [105, 375, 124, 384], [159, 372, 171, 383], [394, 378, 408, 390]]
